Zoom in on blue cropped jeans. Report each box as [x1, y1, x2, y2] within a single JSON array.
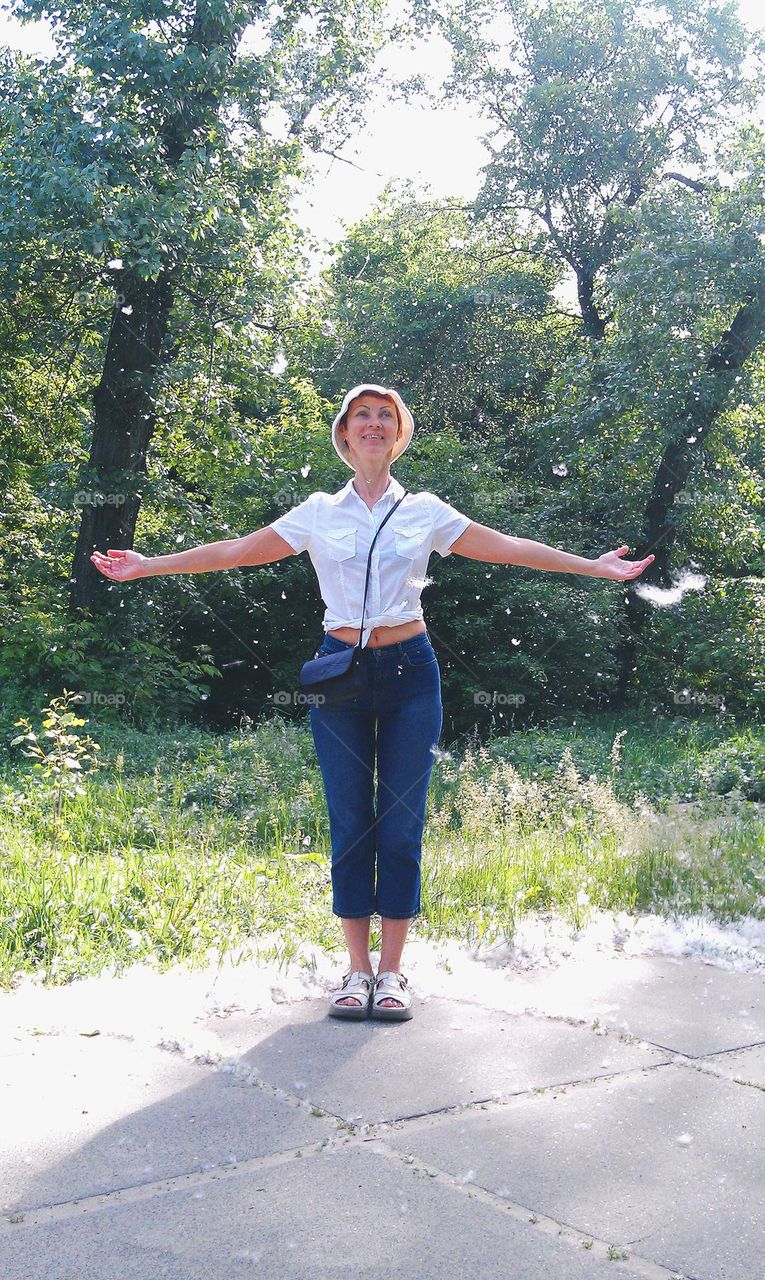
[[309, 630, 443, 920]]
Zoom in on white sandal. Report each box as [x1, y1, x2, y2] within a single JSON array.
[[371, 971, 413, 1021], [328, 970, 375, 1020]]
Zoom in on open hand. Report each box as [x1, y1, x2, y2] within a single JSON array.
[[90, 549, 149, 581], [594, 546, 655, 581]]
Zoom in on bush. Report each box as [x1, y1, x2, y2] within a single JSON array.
[[631, 576, 765, 718], [698, 734, 765, 800]]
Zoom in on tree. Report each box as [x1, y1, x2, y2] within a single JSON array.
[[288, 182, 569, 458], [419, 0, 758, 336], [0, 0, 394, 611], [411, 0, 765, 703]]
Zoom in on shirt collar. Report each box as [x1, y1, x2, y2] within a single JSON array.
[[330, 474, 406, 508]]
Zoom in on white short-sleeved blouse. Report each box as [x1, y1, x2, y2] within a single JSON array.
[[269, 474, 473, 648]]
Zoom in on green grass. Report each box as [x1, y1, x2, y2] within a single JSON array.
[[0, 710, 763, 989]]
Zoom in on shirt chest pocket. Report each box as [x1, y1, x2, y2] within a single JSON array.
[[393, 523, 429, 560], [325, 526, 357, 561]]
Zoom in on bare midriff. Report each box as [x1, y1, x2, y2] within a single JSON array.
[[327, 620, 428, 648]]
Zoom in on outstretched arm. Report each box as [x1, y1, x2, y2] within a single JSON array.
[[90, 527, 296, 581], [449, 522, 654, 581]]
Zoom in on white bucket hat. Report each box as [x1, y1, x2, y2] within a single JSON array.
[[331, 383, 414, 469]]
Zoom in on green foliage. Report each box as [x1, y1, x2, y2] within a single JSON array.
[[0, 0, 392, 288], [0, 0, 764, 728], [0, 603, 222, 729], [698, 736, 765, 801], [428, 0, 759, 281], [483, 711, 764, 806], [0, 711, 762, 986], [628, 575, 765, 718], [290, 184, 568, 451], [11, 688, 102, 823]]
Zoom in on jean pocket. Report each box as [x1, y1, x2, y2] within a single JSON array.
[[404, 642, 437, 668]]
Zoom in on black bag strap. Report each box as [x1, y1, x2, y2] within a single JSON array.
[[354, 490, 409, 649]]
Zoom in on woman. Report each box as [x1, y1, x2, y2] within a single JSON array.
[[91, 382, 654, 1023]]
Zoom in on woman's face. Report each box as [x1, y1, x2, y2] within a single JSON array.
[[338, 394, 402, 464]]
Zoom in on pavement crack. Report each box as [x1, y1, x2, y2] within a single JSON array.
[[374, 1059, 679, 1134], [365, 1139, 689, 1280], [0, 1132, 361, 1234]]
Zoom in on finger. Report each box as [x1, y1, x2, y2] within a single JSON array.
[[106, 549, 126, 558]]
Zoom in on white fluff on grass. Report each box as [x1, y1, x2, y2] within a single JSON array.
[[0, 911, 763, 1064]]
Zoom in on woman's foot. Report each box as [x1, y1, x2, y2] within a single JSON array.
[[371, 971, 413, 1020], [328, 970, 375, 1019]]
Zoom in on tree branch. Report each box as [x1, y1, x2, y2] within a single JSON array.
[[662, 171, 710, 193], [313, 147, 383, 176]]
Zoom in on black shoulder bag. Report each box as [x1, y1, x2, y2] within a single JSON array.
[[298, 490, 410, 707]]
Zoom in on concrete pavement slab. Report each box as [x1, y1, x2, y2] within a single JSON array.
[[384, 1062, 764, 1280], [200, 996, 670, 1125], [1, 1031, 336, 1216], [0, 1143, 643, 1280], [503, 954, 765, 1056], [2, 950, 762, 1280]]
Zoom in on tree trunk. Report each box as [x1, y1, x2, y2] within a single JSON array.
[[68, 2, 245, 613], [612, 278, 765, 706], [576, 267, 607, 339], [69, 270, 173, 612]]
